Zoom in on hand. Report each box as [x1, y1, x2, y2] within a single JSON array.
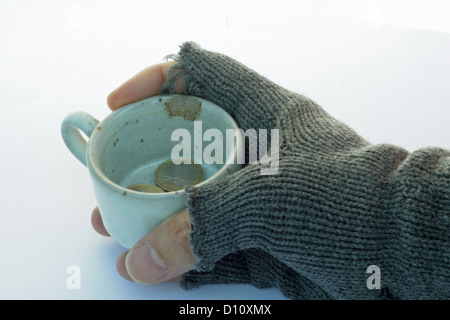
[[92, 42, 450, 299], [91, 61, 196, 284]]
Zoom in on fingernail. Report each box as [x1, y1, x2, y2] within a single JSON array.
[[125, 243, 168, 284]]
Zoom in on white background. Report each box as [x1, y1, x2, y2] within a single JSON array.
[[0, 0, 449, 300]]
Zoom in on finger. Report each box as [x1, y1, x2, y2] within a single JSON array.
[[116, 251, 133, 281], [91, 207, 110, 237], [116, 251, 183, 283], [107, 61, 186, 111], [119, 208, 196, 285]]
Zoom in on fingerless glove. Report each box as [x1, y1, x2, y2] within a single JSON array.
[[161, 42, 450, 300]]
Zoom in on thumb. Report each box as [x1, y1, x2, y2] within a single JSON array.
[[118, 208, 196, 285]]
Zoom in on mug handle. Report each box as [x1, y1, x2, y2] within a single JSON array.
[[61, 111, 100, 166]]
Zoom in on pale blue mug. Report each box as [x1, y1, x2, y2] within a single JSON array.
[[61, 95, 242, 249]]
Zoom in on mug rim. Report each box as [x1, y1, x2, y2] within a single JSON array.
[[86, 94, 241, 198]]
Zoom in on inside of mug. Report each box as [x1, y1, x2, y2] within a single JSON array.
[[89, 95, 238, 191]]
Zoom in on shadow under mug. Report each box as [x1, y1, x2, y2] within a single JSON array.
[[61, 94, 242, 249]]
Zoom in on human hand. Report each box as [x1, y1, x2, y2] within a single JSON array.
[[90, 43, 450, 300], [90, 43, 340, 296], [90, 44, 323, 291], [91, 61, 196, 284]]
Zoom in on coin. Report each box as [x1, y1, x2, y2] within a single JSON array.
[[155, 158, 204, 192], [127, 183, 165, 193]]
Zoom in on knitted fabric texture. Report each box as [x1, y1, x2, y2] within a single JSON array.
[[160, 42, 450, 300]]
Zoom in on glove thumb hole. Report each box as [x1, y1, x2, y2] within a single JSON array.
[[123, 208, 196, 285]]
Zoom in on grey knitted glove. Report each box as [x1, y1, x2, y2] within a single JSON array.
[[161, 42, 450, 300]]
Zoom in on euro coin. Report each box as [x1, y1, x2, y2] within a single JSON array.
[[127, 183, 165, 193], [155, 158, 204, 192]]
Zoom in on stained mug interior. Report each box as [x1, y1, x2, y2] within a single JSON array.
[[61, 94, 242, 249]]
